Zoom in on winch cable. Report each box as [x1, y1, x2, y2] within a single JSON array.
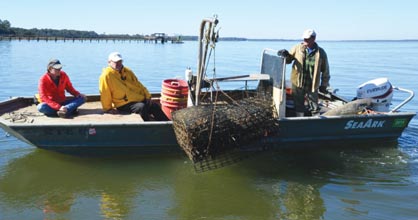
[[205, 42, 218, 154]]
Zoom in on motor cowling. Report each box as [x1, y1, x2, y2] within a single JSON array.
[[356, 78, 393, 112]]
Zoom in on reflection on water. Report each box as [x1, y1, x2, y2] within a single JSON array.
[[42, 192, 75, 220], [100, 191, 131, 220], [1, 142, 417, 220], [0, 150, 180, 219]]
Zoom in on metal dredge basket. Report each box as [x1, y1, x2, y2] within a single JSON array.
[[172, 96, 279, 172]]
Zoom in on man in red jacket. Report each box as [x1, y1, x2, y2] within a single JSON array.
[[37, 59, 86, 118]]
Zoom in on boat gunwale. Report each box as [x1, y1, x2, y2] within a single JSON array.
[[1, 95, 416, 127]]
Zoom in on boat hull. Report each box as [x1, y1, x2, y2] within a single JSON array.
[[268, 113, 414, 146], [2, 112, 414, 152], [1, 122, 179, 152]]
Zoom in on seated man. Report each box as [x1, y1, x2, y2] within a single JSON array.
[[37, 59, 86, 118], [99, 52, 168, 121]]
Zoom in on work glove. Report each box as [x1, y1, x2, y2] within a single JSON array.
[[319, 85, 330, 94], [278, 49, 289, 58]]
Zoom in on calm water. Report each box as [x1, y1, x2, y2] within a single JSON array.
[[0, 39, 417, 220]]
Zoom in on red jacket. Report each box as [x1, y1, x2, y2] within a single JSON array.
[[38, 71, 80, 110]]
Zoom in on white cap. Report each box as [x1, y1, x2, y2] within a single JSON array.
[[47, 59, 63, 69], [302, 29, 316, 39], [108, 52, 122, 62]]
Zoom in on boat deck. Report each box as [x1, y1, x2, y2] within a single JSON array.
[[0, 95, 343, 126], [0, 101, 146, 125]]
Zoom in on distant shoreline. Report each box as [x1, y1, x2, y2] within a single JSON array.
[[1, 36, 417, 42], [1, 19, 417, 42]]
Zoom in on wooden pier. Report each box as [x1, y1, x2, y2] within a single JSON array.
[[0, 33, 184, 44], [143, 33, 168, 44], [0, 36, 142, 43]]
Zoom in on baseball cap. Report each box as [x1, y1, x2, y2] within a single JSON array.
[[47, 59, 63, 69], [302, 29, 316, 39], [108, 52, 123, 62]]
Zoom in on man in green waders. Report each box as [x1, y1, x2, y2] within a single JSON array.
[[279, 29, 331, 117]]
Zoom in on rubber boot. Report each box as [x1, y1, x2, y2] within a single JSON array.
[[295, 112, 304, 117]]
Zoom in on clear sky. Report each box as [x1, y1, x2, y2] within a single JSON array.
[[1, 0, 417, 40]]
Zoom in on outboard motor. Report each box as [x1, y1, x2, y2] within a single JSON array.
[[356, 78, 393, 112]]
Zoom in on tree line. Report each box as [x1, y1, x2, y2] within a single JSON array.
[[0, 18, 249, 41], [0, 18, 101, 38], [0, 18, 198, 40]]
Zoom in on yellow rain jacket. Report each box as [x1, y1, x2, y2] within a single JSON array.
[[99, 66, 151, 111]]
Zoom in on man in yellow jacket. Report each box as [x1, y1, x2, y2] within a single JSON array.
[[279, 29, 330, 117], [99, 52, 168, 121]]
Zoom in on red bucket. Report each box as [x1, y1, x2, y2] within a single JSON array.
[[160, 93, 188, 103], [160, 99, 187, 120], [160, 79, 189, 120], [161, 79, 188, 98], [162, 79, 188, 90], [161, 88, 188, 98]]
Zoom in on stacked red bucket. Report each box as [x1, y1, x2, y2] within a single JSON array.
[[160, 79, 188, 120]]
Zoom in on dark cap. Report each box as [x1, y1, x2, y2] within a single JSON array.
[[47, 59, 63, 69]]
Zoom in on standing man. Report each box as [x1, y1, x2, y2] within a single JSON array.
[[99, 52, 168, 121], [279, 29, 330, 117], [37, 59, 86, 118]]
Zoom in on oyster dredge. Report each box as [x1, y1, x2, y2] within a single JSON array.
[[0, 17, 415, 167]]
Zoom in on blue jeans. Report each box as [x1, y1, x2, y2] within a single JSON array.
[[37, 96, 85, 117]]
